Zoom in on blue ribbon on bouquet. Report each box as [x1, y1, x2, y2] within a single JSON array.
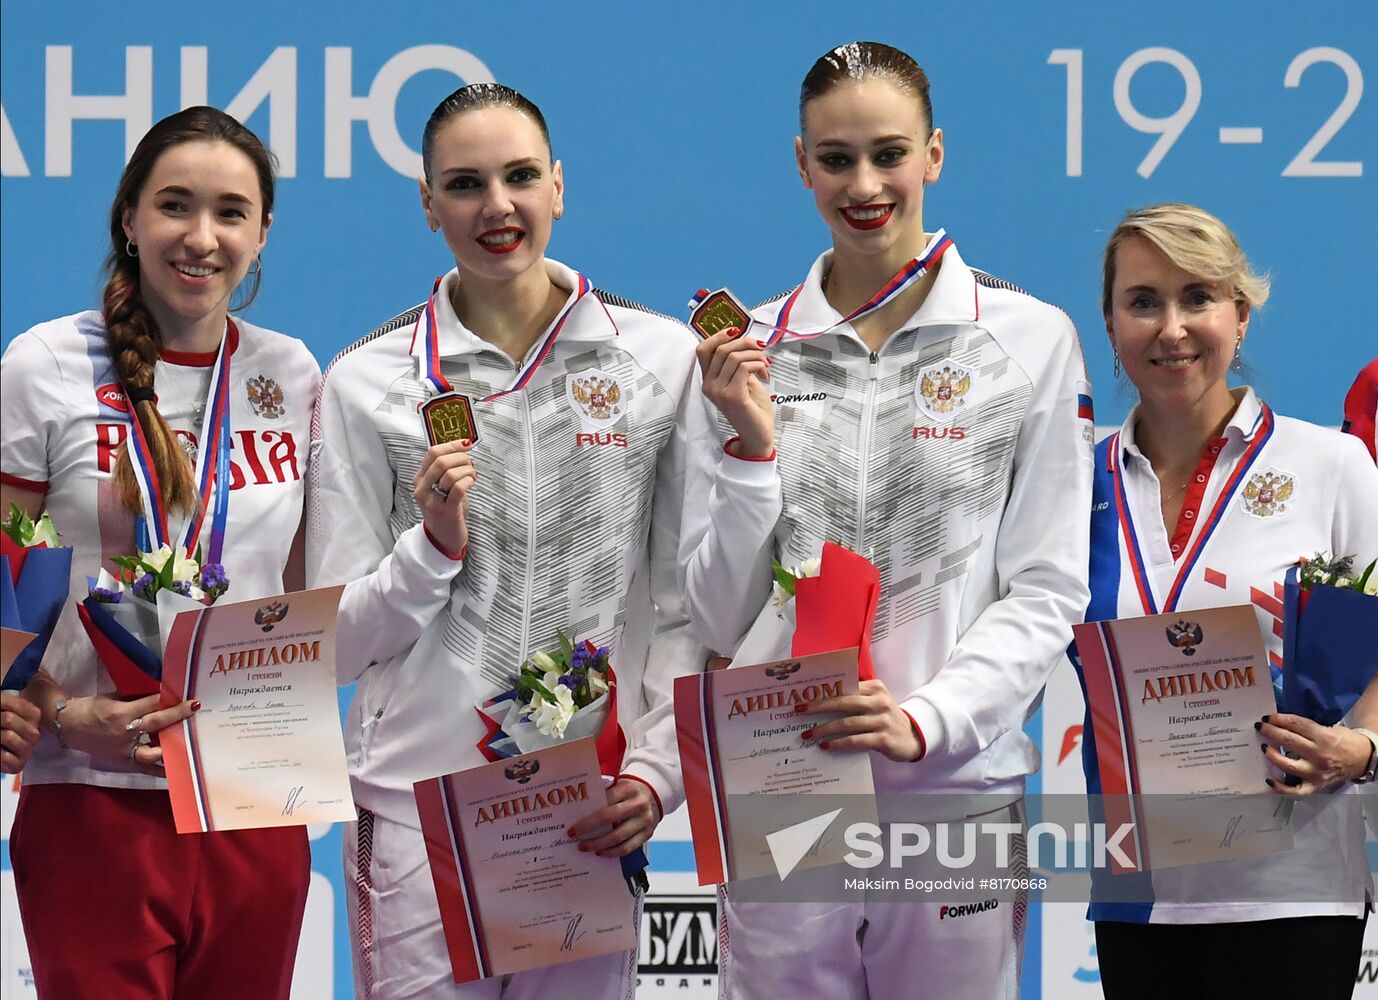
[[1277, 565, 1378, 726], [0, 546, 73, 691]]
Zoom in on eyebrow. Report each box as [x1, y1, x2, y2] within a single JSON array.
[[440, 158, 542, 176], [155, 184, 253, 205], [814, 134, 915, 149]]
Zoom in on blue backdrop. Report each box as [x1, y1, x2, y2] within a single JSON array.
[[2, 3, 1374, 997]]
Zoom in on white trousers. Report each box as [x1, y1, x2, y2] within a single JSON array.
[[344, 809, 640, 1000], [717, 798, 1028, 1000]]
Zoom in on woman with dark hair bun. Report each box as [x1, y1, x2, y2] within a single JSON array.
[[0, 106, 318, 998], [681, 41, 1094, 998], [309, 82, 703, 998]]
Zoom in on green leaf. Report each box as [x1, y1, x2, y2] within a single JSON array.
[[29, 512, 62, 547], [3, 503, 36, 546], [1355, 558, 1377, 594], [771, 558, 797, 597], [557, 631, 575, 667], [515, 673, 556, 705], [158, 552, 177, 589]]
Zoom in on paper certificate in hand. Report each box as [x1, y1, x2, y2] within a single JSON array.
[[414, 737, 636, 983], [1073, 604, 1292, 873], [674, 647, 878, 885], [158, 585, 355, 833]]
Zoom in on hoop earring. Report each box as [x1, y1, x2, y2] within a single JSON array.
[[1112, 352, 1121, 378], [125, 240, 139, 257], [1232, 335, 1242, 372], [247, 257, 261, 276]]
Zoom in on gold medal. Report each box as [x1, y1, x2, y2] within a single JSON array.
[[420, 392, 479, 446], [689, 287, 752, 341]]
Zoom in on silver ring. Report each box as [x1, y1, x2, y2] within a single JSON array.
[[430, 482, 450, 500], [125, 716, 144, 733], [127, 739, 141, 762]]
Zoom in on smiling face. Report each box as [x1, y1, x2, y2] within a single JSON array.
[[796, 77, 943, 267], [121, 140, 269, 334], [1106, 236, 1250, 417], [419, 106, 563, 283]]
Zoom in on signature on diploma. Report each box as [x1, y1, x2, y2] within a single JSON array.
[[282, 785, 308, 816], [1218, 813, 1245, 849], [561, 914, 586, 951]]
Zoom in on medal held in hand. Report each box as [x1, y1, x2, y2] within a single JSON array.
[[688, 287, 752, 340], [421, 391, 479, 447]]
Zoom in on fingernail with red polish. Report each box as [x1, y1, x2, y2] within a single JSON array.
[[819, 741, 831, 750], [754, 339, 769, 349], [191, 701, 202, 712], [567, 828, 576, 838], [794, 703, 808, 713], [801, 730, 814, 740], [578, 844, 589, 853], [728, 327, 743, 339]]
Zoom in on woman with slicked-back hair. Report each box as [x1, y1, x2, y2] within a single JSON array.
[[308, 82, 703, 998], [0, 106, 319, 998], [681, 41, 1094, 998]]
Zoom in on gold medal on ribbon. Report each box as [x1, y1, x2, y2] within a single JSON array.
[[420, 392, 480, 446], [689, 287, 752, 341]]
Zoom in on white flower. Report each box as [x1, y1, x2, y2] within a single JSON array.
[[587, 669, 608, 699], [796, 557, 822, 579], [1335, 576, 1353, 590], [143, 544, 175, 573], [1365, 576, 1377, 597], [527, 650, 559, 673], [1316, 570, 1333, 585], [771, 581, 793, 611], [522, 684, 577, 738], [170, 547, 199, 583], [771, 556, 824, 611]]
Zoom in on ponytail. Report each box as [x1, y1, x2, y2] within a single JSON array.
[[102, 254, 199, 517]]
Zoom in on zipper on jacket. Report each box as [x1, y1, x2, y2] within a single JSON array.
[[855, 350, 880, 552], [516, 381, 539, 666]]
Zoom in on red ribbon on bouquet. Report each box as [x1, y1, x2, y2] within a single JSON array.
[[790, 541, 882, 681]]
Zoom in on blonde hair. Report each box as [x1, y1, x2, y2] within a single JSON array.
[[1101, 203, 1270, 318]]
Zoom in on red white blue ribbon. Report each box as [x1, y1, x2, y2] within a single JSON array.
[[411, 271, 595, 403], [128, 321, 235, 565], [765, 229, 954, 347], [1109, 402, 1275, 616]]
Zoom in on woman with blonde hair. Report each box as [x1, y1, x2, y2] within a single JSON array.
[[1077, 202, 1378, 998]]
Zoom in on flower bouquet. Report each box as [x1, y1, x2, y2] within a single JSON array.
[[730, 541, 881, 681], [0, 504, 73, 690], [77, 544, 229, 697], [475, 633, 647, 892], [1277, 552, 1377, 726]]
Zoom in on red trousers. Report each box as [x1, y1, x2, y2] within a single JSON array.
[[10, 783, 310, 999]]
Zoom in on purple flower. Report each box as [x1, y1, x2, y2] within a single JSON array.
[[90, 587, 123, 604], [557, 673, 578, 690], [571, 645, 588, 669], [171, 580, 193, 597], [132, 573, 156, 597]]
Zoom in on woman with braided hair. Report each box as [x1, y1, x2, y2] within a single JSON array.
[[0, 106, 319, 998]]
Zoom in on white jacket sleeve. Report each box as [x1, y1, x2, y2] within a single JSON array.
[[621, 367, 710, 817], [307, 361, 463, 685], [679, 369, 783, 656], [901, 318, 1094, 760]]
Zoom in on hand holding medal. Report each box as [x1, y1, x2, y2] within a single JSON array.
[[693, 324, 775, 459], [413, 439, 476, 558]]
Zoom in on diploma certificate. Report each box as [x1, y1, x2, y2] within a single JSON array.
[[159, 586, 355, 833], [414, 738, 636, 983], [674, 648, 878, 885], [1074, 604, 1292, 873]]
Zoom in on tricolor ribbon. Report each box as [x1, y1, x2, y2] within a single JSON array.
[[1110, 403, 1275, 616], [127, 320, 235, 566], [410, 270, 600, 403], [763, 229, 954, 347]]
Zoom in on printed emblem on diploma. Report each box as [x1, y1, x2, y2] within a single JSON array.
[[414, 738, 636, 983], [158, 586, 356, 833], [421, 391, 480, 446], [674, 648, 878, 885], [1073, 604, 1292, 873]]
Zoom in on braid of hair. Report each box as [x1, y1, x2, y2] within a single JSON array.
[[103, 254, 200, 519]]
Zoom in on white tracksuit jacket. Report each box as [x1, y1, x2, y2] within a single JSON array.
[[308, 260, 704, 827], [681, 240, 1095, 800]]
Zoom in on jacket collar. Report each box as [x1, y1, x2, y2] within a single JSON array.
[[1115, 386, 1265, 470]]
